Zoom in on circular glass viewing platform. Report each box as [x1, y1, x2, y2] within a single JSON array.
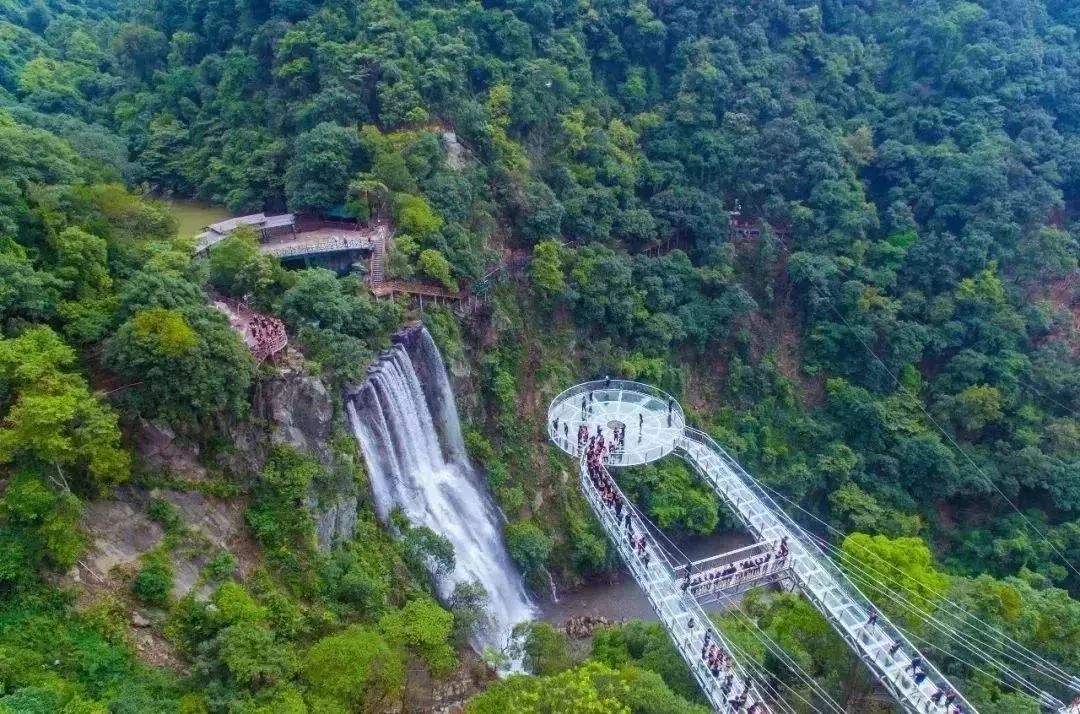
[[547, 380, 685, 467]]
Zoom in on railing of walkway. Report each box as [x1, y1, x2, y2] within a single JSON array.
[[263, 235, 373, 258], [576, 452, 768, 713], [677, 426, 978, 714], [549, 379, 685, 423], [547, 380, 687, 466]]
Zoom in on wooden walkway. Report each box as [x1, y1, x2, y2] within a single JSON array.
[[366, 247, 532, 315]]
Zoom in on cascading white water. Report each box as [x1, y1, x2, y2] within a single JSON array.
[[345, 326, 535, 657]]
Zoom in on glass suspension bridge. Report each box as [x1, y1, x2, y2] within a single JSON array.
[[547, 380, 1080, 714]]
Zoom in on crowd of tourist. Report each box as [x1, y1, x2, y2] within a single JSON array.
[[682, 538, 791, 596], [693, 629, 764, 712], [583, 427, 654, 568], [248, 314, 287, 361]]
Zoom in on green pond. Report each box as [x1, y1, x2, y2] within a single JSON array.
[[166, 199, 231, 238]]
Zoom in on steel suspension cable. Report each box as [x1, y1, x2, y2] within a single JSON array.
[[748, 475, 1080, 692], [688, 456, 1005, 713], [807, 535, 1063, 704], [719, 630, 805, 714], [801, 528, 1078, 694], [597, 461, 693, 568], [724, 599, 848, 714]]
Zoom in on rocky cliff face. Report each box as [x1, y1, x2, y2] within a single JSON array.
[[84, 352, 361, 604], [251, 357, 360, 551], [254, 361, 335, 464], [68, 352, 368, 673]]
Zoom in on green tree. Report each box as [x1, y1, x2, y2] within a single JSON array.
[[112, 23, 167, 81], [0, 327, 129, 490], [0, 242, 61, 325], [467, 661, 663, 714], [0, 468, 83, 572], [505, 521, 553, 572], [217, 622, 297, 691], [285, 123, 361, 211], [530, 240, 566, 299], [278, 269, 401, 343], [448, 581, 489, 647], [392, 194, 443, 236], [592, 620, 700, 702], [828, 483, 921, 537], [50, 226, 111, 299], [246, 447, 319, 579], [418, 249, 456, 290], [619, 461, 718, 535], [105, 306, 253, 425], [132, 551, 173, 606], [379, 598, 457, 674], [954, 384, 1004, 431], [347, 175, 390, 220], [304, 626, 405, 712], [207, 227, 290, 303], [398, 517, 455, 577], [515, 621, 571, 676], [841, 534, 950, 630]]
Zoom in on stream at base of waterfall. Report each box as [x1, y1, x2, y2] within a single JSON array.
[[539, 531, 754, 625], [345, 326, 535, 661]]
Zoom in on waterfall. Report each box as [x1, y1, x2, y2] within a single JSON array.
[[542, 566, 559, 604], [344, 326, 535, 657]]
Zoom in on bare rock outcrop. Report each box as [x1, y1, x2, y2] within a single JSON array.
[[253, 361, 361, 550]]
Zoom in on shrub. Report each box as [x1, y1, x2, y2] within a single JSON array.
[[132, 554, 173, 606], [505, 521, 552, 572], [418, 248, 456, 290]]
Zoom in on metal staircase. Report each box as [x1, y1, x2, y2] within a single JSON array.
[[370, 234, 385, 287]]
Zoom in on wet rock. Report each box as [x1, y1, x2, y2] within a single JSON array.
[[560, 615, 616, 639], [259, 364, 334, 462]]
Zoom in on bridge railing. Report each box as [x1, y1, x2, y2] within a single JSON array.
[[677, 426, 978, 714], [548, 379, 685, 424], [262, 235, 374, 258], [576, 452, 767, 713], [547, 428, 673, 465]]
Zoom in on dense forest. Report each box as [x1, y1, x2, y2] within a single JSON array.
[[0, 0, 1079, 711]]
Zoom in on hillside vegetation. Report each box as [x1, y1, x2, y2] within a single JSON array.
[[0, 0, 1078, 712]]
